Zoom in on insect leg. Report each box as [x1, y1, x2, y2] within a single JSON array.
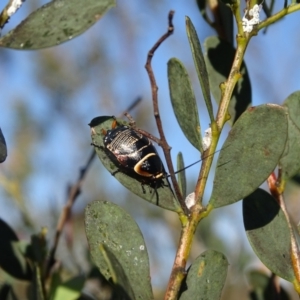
[[124, 112, 136, 127]]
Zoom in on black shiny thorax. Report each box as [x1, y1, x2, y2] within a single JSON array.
[[103, 125, 165, 181]]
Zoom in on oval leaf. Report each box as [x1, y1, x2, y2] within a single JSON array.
[[85, 200, 153, 300], [179, 250, 228, 300], [89, 116, 181, 212], [168, 58, 203, 152], [177, 152, 186, 199], [185, 17, 214, 122], [204, 36, 251, 124], [0, 0, 116, 50], [0, 218, 32, 280], [0, 128, 7, 163], [243, 189, 294, 282], [280, 91, 300, 179], [209, 104, 288, 208]]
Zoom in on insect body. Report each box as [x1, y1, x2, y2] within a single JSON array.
[[102, 123, 167, 189], [90, 116, 213, 211], [89, 116, 182, 211]]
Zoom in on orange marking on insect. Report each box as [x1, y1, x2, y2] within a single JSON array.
[[134, 153, 163, 178], [112, 119, 118, 129]]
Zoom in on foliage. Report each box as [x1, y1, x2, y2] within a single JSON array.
[[1, 0, 300, 300]]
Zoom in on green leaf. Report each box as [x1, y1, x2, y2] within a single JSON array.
[[280, 91, 300, 179], [85, 200, 153, 300], [283, 91, 300, 129], [89, 116, 181, 213], [179, 250, 228, 300], [28, 264, 45, 300], [209, 104, 288, 208], [0, 218, 32, 280], [0, 128, 7, 163], [243, 189, 294, 282], [204, 36, 251, 124], [168, 58, 203, 152], [0, 0, 116, 50], [51, 275, 85, 300], [247, 270, 291, 300], [185, 17, 213, 122], [177, 152, 186, 199]]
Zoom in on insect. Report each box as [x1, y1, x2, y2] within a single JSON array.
[[89, 116, 219, 207], [101, 118, 168, 192]]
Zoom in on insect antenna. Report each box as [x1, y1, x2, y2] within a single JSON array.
[[166, 148, 224, 178]]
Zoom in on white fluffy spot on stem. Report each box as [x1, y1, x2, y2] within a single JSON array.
[[185, 192, 196, 209], [7, 0, 24, 17], [202, 127, 212, 151], [242, 4, 262, 33]]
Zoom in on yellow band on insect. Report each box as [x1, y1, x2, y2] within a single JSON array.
[[134, 153, 163, 178]]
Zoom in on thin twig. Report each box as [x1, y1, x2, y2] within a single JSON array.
[[257, 3, 300, 31], [145, 10, 188, 215], [45, 150, 95, 278]]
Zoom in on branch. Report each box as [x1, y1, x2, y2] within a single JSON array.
[[0, 0, 25, 31], [145, 10, 188, 215], [257, 3, 300, 31], [45, 150, 95, 278]]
